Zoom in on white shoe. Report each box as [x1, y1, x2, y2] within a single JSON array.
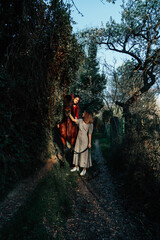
[[71, 166, 79, 172], [80, 169, 86, 176]]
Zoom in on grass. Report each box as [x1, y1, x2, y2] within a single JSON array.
[[0, 161, 77, 240]]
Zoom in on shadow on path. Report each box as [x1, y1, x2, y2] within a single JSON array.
[[60, 139, 152, 240]]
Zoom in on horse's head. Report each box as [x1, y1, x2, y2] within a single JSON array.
[[63, 94, 74, 117]]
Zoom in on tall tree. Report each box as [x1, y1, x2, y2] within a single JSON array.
[[73, 39, 107, 113], [95, 0, 160, 129], [106, 60, 158, 118]]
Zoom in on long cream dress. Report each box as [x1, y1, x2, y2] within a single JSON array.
[[73, 119, 93, 168]]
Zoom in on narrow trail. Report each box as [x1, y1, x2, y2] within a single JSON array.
[[0, 140, 154, 239], [0, 158, 55, 230], [60, 139, 152, 240]]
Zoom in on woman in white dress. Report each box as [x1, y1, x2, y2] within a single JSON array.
[[69, 111, 93, 176]]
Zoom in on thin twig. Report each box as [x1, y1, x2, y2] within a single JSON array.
[[71, 0, 84, 17]]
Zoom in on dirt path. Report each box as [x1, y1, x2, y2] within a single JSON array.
[[0, 158, 55, 230], [0, 140, 154, 239], [60, 139, 152, 240]]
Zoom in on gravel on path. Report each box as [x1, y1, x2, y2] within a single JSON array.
[[59, 139, 152, 240]]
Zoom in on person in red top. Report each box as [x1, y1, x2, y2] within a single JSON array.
[[71, 95, 80, 119], [57, 95, 80, 128]]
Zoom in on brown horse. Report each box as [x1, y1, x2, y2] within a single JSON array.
[[59, 94, 78, 155]]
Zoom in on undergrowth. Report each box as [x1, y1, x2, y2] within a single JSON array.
[[0, 161, 77, 240], [97, 129, 160, 240]]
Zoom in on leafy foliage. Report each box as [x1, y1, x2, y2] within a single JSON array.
[[73, 39, 107, 113], [0, 0, 83, 195], [93, 0, 160, 115], [95, 0, 160, 222]]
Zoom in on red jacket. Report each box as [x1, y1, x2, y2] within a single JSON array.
[[72, 105, 79, 119]]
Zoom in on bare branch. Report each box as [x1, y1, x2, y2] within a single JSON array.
[[70, 0, 84, 17]]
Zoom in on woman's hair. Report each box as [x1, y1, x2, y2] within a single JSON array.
[[74, 94, 80, 99], [83, 110, 93, 124]]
